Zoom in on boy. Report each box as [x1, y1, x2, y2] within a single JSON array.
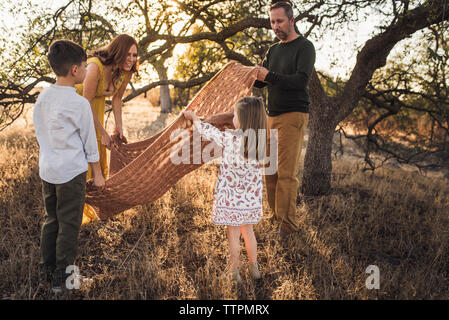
[[33, 39, 105, 293]]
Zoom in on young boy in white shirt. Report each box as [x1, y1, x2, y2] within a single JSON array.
[[33, 39, 105, 293]]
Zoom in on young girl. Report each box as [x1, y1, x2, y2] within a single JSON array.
[[183, 96, 267, 283]]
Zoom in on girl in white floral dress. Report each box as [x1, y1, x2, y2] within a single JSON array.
[[183, 96, 267, 283]]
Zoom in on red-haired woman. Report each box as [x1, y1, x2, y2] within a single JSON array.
[[75, 34, 138, 223]]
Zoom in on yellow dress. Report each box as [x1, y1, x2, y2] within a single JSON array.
[[75, 57, 129, 224]]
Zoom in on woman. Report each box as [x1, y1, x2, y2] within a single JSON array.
[[75, 34, 139, 223]]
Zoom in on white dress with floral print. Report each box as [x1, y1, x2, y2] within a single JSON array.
[[194, 121, 263, 226]]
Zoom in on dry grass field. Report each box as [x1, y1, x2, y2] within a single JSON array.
[[1, 96, 448, 300]]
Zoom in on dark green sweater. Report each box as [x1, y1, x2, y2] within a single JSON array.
[[254, 36, 316, 116]]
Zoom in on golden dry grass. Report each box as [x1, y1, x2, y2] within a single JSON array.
[[1, 97, 448, 300]]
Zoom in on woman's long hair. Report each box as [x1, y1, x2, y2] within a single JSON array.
[[234, 96, 267, 161], [89, 34, 138, 91]]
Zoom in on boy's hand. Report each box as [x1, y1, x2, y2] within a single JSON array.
[[101, 132, 112, 149], [93, 174, 105, 189]]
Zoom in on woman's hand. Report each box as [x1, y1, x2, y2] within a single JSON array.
[[113, 126, 127, 144], [101, 132, 112, 149], [114, 126, 123, 139]]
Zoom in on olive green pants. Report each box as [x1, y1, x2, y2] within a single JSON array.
[[39, 172, 86, 285], [265, 112, 309, 233]]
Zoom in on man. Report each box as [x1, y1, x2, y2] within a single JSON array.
[[254, 1, 316, 238]]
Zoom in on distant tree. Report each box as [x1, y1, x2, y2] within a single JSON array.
[[335, 26, 449, 174]]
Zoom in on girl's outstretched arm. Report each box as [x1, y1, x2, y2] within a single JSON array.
[[182, 110, 200, 123], [183, 110, 226, 148]]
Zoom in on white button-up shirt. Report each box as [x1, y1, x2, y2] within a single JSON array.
[[33, 84, 99, 184]]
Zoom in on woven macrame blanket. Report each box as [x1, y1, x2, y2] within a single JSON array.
[[85, 61, 258, 219]]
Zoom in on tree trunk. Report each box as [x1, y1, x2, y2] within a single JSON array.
[[301, 70, 338, 196], [154, 62, 172, 113], [301, 116, 335, 196]]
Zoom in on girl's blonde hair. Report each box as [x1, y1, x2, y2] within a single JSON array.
[[234, 96, 267, 160]]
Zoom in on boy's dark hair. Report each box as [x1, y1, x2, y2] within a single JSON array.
[[269, 1, 294, 20], [47, 40, 87, 76]]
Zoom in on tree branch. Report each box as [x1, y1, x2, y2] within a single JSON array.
[[336, 0, 449, 123]]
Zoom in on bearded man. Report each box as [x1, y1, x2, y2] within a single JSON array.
[[254, 1, 316, 239]]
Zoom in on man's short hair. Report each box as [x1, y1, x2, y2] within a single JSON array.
[[269, 1, 294, 20], [47, 40, 87, 76]]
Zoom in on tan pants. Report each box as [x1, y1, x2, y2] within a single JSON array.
[[265, 112, 309, 233]]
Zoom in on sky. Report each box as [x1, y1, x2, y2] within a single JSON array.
[[1, 0, 390, 81]]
